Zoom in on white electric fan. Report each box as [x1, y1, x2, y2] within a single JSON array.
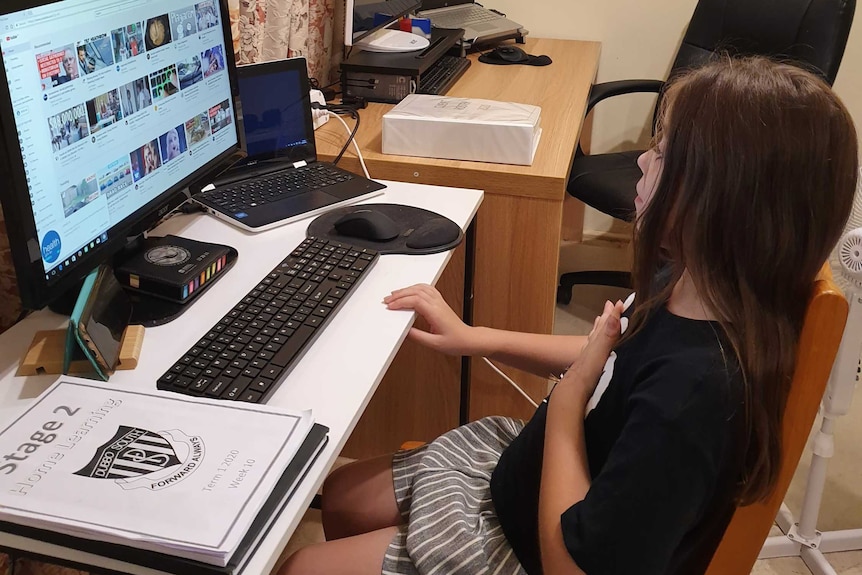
[[759, 178, 862, 573]]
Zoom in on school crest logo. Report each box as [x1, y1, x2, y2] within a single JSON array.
[[73, 426, 205, 490]]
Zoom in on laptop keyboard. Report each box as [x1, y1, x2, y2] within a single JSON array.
[[426, 5, 502, 28], [157, 236, 379, 403], [202, 163, 355, 213]]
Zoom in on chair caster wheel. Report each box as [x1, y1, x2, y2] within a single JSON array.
[[556, 285, 572, 305]]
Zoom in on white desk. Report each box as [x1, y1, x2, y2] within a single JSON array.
[[0, 181, 483, 575]]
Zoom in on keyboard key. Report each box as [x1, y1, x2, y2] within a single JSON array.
[[270, 324, 315, 368], [189, 377, 210, 392], [250, 378, 274, 393], [224, 383, 247, 400], [239, 390, 263, 403], [206, 378, 232, 397]]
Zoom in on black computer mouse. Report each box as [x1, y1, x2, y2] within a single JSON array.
[[333, 209, 401, 242], [494, 45, 528, 63]]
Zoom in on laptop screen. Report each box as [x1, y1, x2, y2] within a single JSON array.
[[235, 58, 316, 164]]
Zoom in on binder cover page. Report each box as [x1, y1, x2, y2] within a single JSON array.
[[0, 378, 314, 565]]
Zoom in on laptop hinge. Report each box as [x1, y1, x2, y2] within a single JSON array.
[[293, 160, 308, 169]]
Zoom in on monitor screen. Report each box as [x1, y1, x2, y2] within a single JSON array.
[[0, 0, 242, 310]]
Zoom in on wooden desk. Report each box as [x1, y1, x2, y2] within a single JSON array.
[[317, 38, 600, 438]]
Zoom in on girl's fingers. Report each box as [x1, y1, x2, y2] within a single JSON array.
[[384, 284, 439, 304]]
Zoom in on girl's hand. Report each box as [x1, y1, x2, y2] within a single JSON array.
[[384, 284, 479, 356], [560, 300, 625, 401]]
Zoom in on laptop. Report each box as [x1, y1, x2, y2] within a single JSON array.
[[194, 57, 386, 232], [416, 1, 525, 45]]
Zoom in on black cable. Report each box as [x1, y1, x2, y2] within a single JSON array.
[[328, 107, 360, 166], [309, 77, 339, 92], [310, 76, 342, 104]]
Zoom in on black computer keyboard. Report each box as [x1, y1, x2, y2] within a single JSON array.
[[202, 163, 355, 213], [417, 56, 472, 96], [157, 237, 379, 403]]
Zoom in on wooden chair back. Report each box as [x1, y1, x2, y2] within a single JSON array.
[[706, 266, 849, 573]]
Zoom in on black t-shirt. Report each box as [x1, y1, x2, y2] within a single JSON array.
[[490, 304, 744, 575]]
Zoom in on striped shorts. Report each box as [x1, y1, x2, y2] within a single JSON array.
[[381, 416, 528, 575]]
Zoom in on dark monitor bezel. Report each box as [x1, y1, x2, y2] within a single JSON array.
[[0, 0, 246, 311]]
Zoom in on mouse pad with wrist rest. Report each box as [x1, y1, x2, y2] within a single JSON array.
[[479, 47, 551, 66], [306, 204, 463, 255]]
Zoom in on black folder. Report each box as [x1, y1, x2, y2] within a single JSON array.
[[0, 423, 329, 575]]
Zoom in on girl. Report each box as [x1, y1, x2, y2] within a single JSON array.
[[279, 56, 858, 574]]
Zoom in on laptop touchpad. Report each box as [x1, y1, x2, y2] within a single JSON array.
[[273, 191, 339, 216], [473, 23, 498, 31]]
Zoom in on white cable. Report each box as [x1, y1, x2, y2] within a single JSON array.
[[482, 357, 539, 408], [330, 112, 371, 179]]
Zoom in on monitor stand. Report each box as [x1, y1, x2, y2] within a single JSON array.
[[353, 29, 430, 52], [48, 235, 238, 327]]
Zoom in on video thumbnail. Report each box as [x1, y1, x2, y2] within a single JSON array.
[[48, 103, 89, 151], [144, 14, 172, 51], [170, 7, 198, 40], [202, 45, 225, 78], [111, 22, 145, 62], [119, 76, 152, 117], [177, 55, 203, 90], [87, 89, 123, 134], [208, 99, 232, 134], [185, 112, 212, 147], [60, 174, 99, 218], [159, 125, 188, 163], [98, 157, 133, 196], [36, 45, 78, 90], [195, 1, 220, 31], [76, 34, 114, 76], [149, 64, 179, 102], [130, 139, 162, 181]]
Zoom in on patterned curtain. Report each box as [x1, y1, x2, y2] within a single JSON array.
[[229, 0, 345, 84]]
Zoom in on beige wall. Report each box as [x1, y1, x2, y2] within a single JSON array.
[[493, 0, 862, 154]]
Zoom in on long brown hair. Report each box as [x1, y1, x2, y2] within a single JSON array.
[[627, 56, 858, 504]]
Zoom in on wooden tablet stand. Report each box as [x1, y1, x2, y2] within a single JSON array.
[[17, 325, 145, 377]]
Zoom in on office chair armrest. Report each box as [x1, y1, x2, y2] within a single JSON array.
[[586, 79, 665, 115]]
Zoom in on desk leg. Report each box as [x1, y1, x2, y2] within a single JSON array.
[[469, 194, 563, 421], [342, 242, 466, 459], [561, 194, 585, 242], [460, 220, 477, 426]]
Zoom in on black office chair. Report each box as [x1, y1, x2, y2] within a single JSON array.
[[557, 0, 856, 305]]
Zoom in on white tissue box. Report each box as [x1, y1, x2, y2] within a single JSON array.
[[382, 94, 542, 166]]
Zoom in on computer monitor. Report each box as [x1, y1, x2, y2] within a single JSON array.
[[344, 0, 421, 47], [0, 0, 243, 312]]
